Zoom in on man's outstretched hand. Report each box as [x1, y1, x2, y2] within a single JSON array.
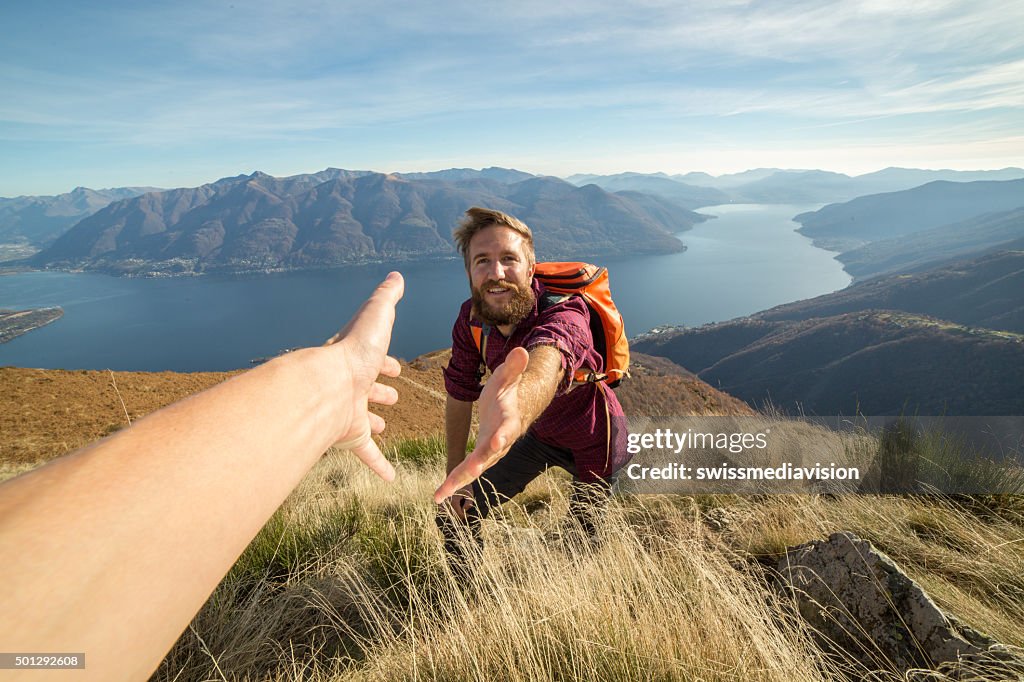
[[324, 271, 405, 482], [434, 346, 530, 503]]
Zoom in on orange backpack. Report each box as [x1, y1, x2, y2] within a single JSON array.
[[470, 262, 630, 388]]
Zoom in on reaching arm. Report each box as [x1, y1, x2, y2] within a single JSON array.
[[434, 344, 561, 502], [0, 272, 405, 682]]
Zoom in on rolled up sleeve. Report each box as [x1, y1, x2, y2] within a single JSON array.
[[523, 298, 593, 396]]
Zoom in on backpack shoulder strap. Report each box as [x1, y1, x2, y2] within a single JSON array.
[[539, 291, 571, 311], [470, 322, 490, 384]]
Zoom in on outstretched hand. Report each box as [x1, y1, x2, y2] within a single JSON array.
[[324, 271, 405, 481], [434, 346, 530, 503]]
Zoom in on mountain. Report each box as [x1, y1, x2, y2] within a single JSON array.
[[671, 169, 783, 189], [633, 250, 1024, 415], [395, 167, 535, 184], [0, 186, 161, 247], [574, 167, 1024, 206], [727, 170, 856, 203], [734, 167, 1024, 204], [33, 170, 699, 275], [852, 166, 1024, 194], [837, 208, 1024, 280], [562, 172, 728, 210], [758, 249, 1024, 333], [794, 179, 1024, 250]]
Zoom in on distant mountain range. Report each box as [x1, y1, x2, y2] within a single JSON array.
[[31, 168, 704, 275], [561, 173, 729, 209], [10, 165, 1024, 277], [0, 186, 161, 248], [634, 249, 1024, 415], [566, 167, 1024, 207], [793, 179, 1024, 251]]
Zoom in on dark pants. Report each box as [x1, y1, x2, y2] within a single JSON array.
[[436, 433, 613, 575]]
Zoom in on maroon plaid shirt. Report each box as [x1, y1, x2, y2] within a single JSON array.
[[443, 279, 629, 483]]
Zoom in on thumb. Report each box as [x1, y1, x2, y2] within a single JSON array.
[[491, 346, 529, 386]]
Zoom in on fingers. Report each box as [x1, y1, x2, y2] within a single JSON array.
[[324, 272, 404, 350], [380, 355, 401, 378], [444, 488, 475, 520], [350, 437, 396, 482], [434, 448, 499, 504], [344, 272, 404, 345], [368, 381, 398, 405], [368, 411, 386, 434], [434, 462, 477, 504]]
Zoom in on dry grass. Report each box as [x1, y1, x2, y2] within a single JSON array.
[[144, 436, 1024, 682]]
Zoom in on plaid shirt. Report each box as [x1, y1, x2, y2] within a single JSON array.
[[443, 279, 629, 482]]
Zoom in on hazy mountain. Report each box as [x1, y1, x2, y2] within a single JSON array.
[[735, 167, 1024, 203], [610, 191, 710, 232], [633, 250, 1024, 415], [794, 179, 1024, 250], [837, 208, 1024, 280], [562, 172, 728, 209], [671, 169, 783, 189], [396, 167, 535, 184], [727, 170, 856, 203], [0, 186, 161, 247], [852, 166, 1024, 194], [683, 167, 1024, 201], [34, 170, 697, 275]]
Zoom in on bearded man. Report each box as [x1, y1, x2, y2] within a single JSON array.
[[433, 207, 630, 572]]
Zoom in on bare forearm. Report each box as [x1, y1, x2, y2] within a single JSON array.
[[0, 346, 350, 679], [445, 395, 474, 474], [511, 345, 561, 437]]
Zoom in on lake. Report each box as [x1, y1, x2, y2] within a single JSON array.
[[0, 204, 851, 371]]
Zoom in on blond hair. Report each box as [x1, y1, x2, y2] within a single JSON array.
[[453, 207, 535, 268]]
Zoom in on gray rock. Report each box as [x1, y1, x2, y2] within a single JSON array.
[[776, 531, 1021, 676]]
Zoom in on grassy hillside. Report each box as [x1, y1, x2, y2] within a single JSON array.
[[139, 437, 1024, 681], [0, 350, 748, 472], [2, 362, 1022, 680]]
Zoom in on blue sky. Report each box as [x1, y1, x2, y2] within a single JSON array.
[[2, 0, 1022, 196]]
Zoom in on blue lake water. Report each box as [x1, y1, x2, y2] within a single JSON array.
[[0, 204, 851, 371]]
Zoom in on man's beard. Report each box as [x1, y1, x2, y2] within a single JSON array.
[[471, 279, 536, 327]]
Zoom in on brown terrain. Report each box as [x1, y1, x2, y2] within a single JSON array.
[[1, 350, 751, 468]]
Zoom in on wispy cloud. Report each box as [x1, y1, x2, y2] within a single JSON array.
[[1, 0, 1021, 193]]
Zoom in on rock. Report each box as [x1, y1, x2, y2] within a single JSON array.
[[702, 507, 736, 532], [776, 531, 1015, 676]]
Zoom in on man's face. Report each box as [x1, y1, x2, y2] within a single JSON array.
[[467, 225, 536, 327]]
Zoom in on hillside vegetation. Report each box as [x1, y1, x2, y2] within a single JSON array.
[[2, 358, 1022, 681], [140, 438, 1024, 681]]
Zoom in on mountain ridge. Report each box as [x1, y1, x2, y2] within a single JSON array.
[[33, 170, 704, 276], [634, 249, 1024, 415]]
